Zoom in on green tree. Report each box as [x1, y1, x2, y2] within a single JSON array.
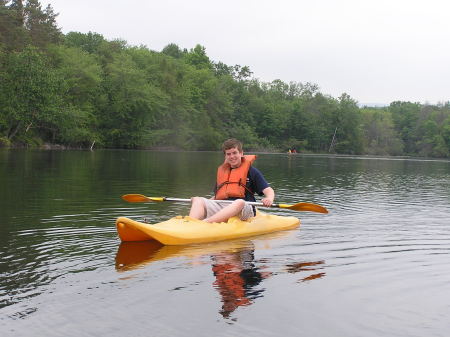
[[298, 93, 337, 152], [415, 105, 450, 157], [213, 61, 233, 77], [0, 0, 60, 50], [64, 31, 105, 54], [360, 107, 403, 155], [0, 46, 62, 143], [49, 45, 103, 107], [184, 44, 213, 70], [253, 80, 293, 143], [101, 51, 168, 148], [442, 116, 450, 152], [0, 0, 29, 50], [331, 93, 363, 154], [47, 44, 104, 145], [25, 0, 61, 47], [389, 101, 420, 154], [161, 43, 184, 59]]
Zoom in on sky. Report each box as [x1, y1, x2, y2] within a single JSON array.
[[40, 0, 450, 105]]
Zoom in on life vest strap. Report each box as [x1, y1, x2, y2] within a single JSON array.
[[215, 181, 254, 198]]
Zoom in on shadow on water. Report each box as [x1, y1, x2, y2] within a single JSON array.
[[115, 234, 326, 320]]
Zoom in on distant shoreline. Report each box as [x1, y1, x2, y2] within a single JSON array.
[[2, 143, 449, 161]]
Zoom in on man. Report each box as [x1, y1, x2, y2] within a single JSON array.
[[189, 138, 275, 223]]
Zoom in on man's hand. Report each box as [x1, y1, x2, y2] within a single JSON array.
[[261, 197, 274, 207]]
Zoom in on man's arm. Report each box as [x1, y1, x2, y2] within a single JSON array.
[[261, 186, 275, 207]]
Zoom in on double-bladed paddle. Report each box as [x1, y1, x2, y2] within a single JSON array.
[[122, 194, 328, 214]]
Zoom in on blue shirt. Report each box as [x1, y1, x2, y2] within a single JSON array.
[[244, 167, 270, 202]]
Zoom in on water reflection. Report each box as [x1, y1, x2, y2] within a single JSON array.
[[115, 241, 165, 271], [115, 236, 326, 319], [211, 245, 268, 318], [115, 239, 255, 272], [285, 260, 326, 283]]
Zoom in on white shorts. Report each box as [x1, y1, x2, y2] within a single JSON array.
[[202, 198, 255, 221]]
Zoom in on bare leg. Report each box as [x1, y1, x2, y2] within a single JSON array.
[[205, 199, 245, 223], [189, 197, 206, 219]]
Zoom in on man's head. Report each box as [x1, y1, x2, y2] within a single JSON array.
[[222, 138, 243, 168], [222, 138, 243, 153]]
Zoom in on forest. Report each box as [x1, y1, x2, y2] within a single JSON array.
[[1, 0, 450, 157]]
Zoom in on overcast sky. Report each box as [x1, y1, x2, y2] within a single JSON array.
[[41, 0, 450, 105]]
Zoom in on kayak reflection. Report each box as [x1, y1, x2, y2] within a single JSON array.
[[115, 231, 292, 272], [115, 233, 326, 318], [115, 239, 258, 272], [115, 239, 271, 318], [115, 240, 165, 271]]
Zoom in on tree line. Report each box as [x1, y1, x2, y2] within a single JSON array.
[[1, 0, 450, 157]]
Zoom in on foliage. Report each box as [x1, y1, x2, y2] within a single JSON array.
[[0, 0, 449, 157], [0, 0, 61, 51], [360, 108, 403, 155], [1, 46, 63, 142]]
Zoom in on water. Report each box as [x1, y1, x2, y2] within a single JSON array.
[[1, 150, 449, 336]]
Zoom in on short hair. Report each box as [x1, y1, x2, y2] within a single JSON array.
[[221, 138, 243, 153]]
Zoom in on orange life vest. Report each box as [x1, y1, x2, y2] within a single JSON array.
[[215, 155, 256, 200]]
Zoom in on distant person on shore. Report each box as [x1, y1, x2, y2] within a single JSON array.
[[189, 138, 275, 223]]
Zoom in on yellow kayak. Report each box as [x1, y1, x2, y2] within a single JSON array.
[[116, 211, 300, 245]]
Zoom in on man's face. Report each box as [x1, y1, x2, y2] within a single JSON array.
[[224, 147, 243, 168]]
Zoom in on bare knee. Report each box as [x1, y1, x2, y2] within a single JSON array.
[[189, 197, 206, 219], [191, 197, 206, 209], [233, 199, 246, 210]]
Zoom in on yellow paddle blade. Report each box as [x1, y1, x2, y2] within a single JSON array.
[[278, 203, 328, 214], [122, 194, 165, 203]]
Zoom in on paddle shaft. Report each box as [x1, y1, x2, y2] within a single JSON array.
[[121, 194, 328, 213], [163, 197, 275, 208]]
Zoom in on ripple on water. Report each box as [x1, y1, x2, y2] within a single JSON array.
[[0, 217, 119, 309]]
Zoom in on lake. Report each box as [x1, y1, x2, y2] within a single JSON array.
[[1, 149, 449, 337]]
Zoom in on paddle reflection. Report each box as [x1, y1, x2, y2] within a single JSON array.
[[285, 260, 326, 283]]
